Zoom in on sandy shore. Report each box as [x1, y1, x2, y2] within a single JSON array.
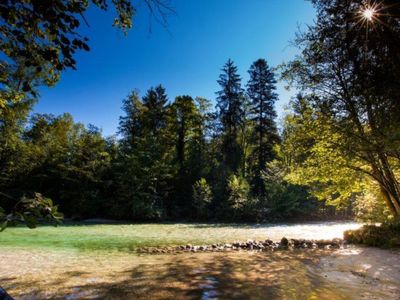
[[1, 245, 399, 299], [319, 246, 400, 299]]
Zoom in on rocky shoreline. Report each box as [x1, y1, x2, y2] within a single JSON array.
[[137, 237, 345, 254]]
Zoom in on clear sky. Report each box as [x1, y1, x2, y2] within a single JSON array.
[[35, 0, 316, 136]]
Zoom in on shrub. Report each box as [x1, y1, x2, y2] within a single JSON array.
[[227, 174, 250, 210], [192, 178, 212, 218], [344, 221, 400, 248]]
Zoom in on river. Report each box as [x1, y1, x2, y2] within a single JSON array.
[[1, 222, 399, 299]]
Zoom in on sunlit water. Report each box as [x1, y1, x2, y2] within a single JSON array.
[[1, 222, 399, 299]]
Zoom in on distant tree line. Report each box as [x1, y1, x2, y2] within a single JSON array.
[[0, 59, 339, 222]]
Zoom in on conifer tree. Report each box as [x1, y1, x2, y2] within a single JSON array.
[[247, 58, 279, 197], [118, 90, 143, 151], [216, 59, 245, 173]]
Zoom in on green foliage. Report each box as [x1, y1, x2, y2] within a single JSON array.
[[0, 193, 63, 231], [0, 0, 134, 109], [344, 222, 400, 248], [281, 96, 363, 208], [246, 58, 279, 197], [352, 182, 392, 223], [216, 59, 245, 174], [227, 174, 250, 211], [281, 0, 400, 216], [115, 85, 173, 220], [0, 58, 345, 223], [192, 178, 212, 218]]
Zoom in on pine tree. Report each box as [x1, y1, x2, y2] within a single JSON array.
[[216, 59, 245, 173], [118, 90, 143, 151], [168, 95, 203, 216], [142, 85, 169, 137], [247, 58, 279, 197]]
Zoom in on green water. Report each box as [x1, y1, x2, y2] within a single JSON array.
[[1, 222, 399, 299], [0, 222, 361, 252]]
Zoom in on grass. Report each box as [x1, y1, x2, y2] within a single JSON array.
[[0, 221, 361, 252]]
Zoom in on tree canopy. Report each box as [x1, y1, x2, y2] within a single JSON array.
[[282, 0, 400, 217]]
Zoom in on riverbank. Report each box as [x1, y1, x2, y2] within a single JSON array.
[[5, 221, 399, 299], [1, 245, 399, 299]]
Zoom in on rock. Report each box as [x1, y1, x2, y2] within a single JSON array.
[[186, 244, 192, 249], [289, 239, 301, 248], [331, 238, 342, 248], [304, 241, 313, 248], [280, 237, 289, 247]]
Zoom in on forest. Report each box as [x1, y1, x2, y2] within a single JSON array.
[[1, 0, 400, 227], [1, 1, 400, 299], [1, 57, 331, 223]]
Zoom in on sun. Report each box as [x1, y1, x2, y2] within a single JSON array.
[[362, 7, 376, 21], [358, 2, 382, 24], [362, 7, 376, 22]]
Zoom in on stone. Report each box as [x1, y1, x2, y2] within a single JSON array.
[[280, 237, 289, 247]]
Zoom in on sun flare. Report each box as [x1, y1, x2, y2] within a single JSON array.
[[362, 8, 376, 21]]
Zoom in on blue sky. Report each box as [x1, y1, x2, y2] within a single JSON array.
[[35, 0, 316, 136]]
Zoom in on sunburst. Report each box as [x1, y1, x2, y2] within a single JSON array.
[[357, 2, 382, 26], [362, 7, 376, 21]]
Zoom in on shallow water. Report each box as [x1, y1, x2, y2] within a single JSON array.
[[1, 222, 399, 299], [0, 249, 344, 299], [0, 221, 363, 251]]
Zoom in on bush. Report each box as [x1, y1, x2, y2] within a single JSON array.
[[344, 221, 400, 248], [192, 178, 212, 218], [227, 174, 250, 210]]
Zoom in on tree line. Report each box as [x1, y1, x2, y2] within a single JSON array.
[[2, 0, 399, 226], [0, 59, 335, 222]]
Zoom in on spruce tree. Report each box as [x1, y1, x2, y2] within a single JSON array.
[[118, 90, 143, 151], [247, 58, 279, 197], [216, 59, 245, 173], [142, 85, 169, 137]]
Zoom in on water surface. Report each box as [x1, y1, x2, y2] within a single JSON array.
[[2, 222, 399, 299]]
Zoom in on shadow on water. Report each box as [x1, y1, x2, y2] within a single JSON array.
[[2, 251, 352, 300]]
